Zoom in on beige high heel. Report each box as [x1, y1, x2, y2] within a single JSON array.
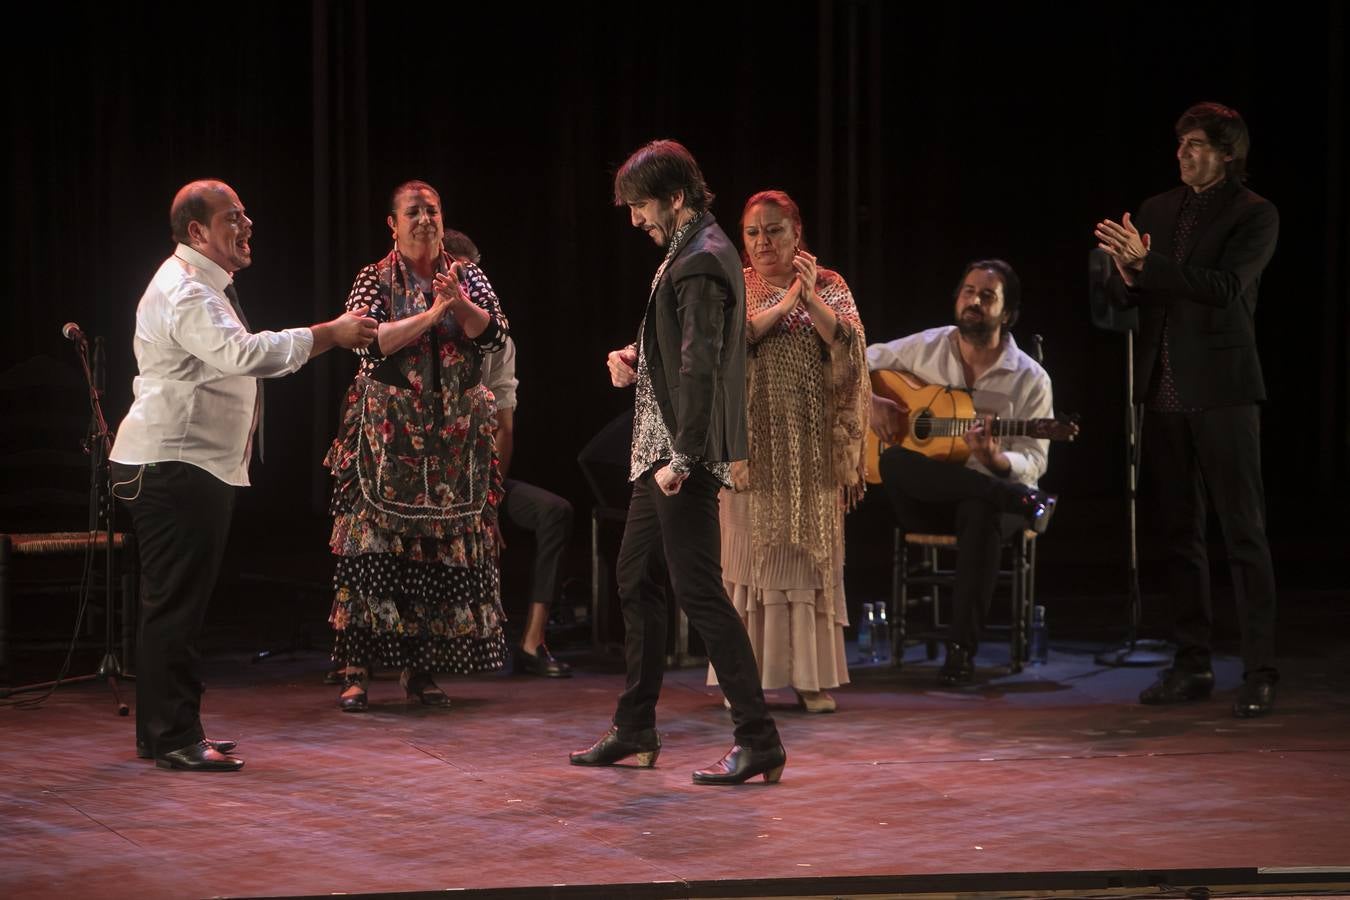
[[795, 689, 837, 714]]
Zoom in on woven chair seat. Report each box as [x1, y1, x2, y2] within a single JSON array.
[[4, 532, 129, 555], [903, 530, 1037, 548]]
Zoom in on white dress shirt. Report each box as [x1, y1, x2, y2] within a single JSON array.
[[865, 325, 1052, 487], [479, 336, 518, 412], [110, 244, 315, 486]]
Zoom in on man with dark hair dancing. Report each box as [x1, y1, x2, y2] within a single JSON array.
[[570, 140, 786, 785]]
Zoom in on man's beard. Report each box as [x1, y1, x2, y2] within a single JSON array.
[[650, 211, 678, 247], [956, 310, 998, 341]]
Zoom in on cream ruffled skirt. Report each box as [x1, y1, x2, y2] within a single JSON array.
[[707, 489, 851, 692]]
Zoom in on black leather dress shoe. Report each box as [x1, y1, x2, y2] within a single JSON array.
[[1139, 666, 1215, 705], [401, 670, 451, 707], [692, 743, 787, 785], [569, 726, 661, 767], [155, 740, 244, 771], [1233, 674, 1277, 718], [938, 643, 975, 686], [137, 738, 237, 760], [513, 644, 573, 678]]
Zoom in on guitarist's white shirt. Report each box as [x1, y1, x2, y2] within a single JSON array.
[[865, 325, 1053, 488]]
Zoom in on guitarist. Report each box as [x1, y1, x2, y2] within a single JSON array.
[[867, 259, 1058, 686]]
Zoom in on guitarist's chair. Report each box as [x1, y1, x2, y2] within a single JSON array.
[[890, 523, 1041, 673]]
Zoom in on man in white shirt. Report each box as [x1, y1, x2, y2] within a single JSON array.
[[110, 179, 377, 771], [867, 259, 1057, 686]]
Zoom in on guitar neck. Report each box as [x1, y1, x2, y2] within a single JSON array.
[[925, 417, 1046, 438]]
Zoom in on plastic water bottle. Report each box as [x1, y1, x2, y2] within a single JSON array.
[[873, 601, 890, 664], [1029, 604, 1048, 665], [857, 602, 874, 663]]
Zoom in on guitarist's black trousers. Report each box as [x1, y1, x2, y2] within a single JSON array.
[[879, 447, 1028, 653]]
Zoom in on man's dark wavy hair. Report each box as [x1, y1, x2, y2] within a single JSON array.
[[1175, 101, 1251, 182], [613, 139, 714, 213]]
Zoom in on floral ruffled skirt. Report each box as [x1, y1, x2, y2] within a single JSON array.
[[329, 552, 507, 674], [326, 374, 506, 674]]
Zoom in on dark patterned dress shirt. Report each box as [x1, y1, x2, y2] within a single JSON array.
[[1146, 181, 1225, 413]]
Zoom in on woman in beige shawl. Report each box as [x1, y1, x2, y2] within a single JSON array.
[[710, 190, 870, 713]]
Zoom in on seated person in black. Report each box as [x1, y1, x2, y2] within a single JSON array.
[[447, 229, 575, 678]]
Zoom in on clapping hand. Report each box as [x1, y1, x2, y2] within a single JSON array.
[[431, 262, 466, 318], [1094, 213, 1152, 285], [792, 250, 818, 299]]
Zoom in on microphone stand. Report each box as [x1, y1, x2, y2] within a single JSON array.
[[1094, 327, 1170, 667], [5, 334, 134, 712], [1087, 251, 1171, 667]]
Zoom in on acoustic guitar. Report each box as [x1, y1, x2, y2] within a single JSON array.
[[864, 370, 1079, 484]]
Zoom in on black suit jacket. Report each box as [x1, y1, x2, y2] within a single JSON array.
[[640, 213, 748, 463], [1108, 179, 1279, 409]]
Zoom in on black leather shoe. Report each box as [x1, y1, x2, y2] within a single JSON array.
[[1013, 488, 1057, 535], [692, 743, 786, 785], [513, 643, 573, 678], [138, 737, 236, 760], [569, 726, 661, 767], [1139, 666, 1215, 705], [401, 670, 451, 707], [938, 643, 975, 686], [155, 740, 244, 772], [338, 671, 369, 712], [1233, 674, 1277, 718]]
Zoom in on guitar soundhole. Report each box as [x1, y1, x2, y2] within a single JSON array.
[[913, 412, 932, 440]]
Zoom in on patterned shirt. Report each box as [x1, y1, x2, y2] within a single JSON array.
[[629, 212, 732, 487], [1147, 180, 1226, 413]]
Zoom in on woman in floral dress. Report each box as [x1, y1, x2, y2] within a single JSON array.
[[326, 180, 509, 711]]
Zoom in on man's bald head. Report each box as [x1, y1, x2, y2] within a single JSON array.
[[170, 180, 233, 245]]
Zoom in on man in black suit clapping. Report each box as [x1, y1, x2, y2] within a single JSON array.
[[1095, 101, 1280, 717]]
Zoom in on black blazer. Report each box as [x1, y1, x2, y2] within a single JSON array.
[[1109, 179, 1279, 409], [640, 213, 748, 463]]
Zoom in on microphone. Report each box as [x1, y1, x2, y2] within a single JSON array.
[[62, 322, 87, 344]]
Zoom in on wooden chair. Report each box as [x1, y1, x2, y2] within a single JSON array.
[[890, 525, 1039, 674], [0, 355, 137, 690]]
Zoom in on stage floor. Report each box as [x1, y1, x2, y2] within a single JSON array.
[[3, 641, 1349, 899]]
